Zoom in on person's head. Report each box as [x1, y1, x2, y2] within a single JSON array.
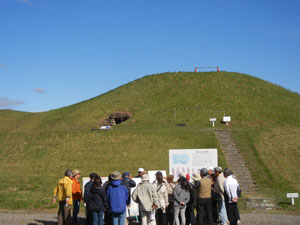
[[192, 173, 201, 182], [122, 172, 130, 178], [179, 177, 189, 191], [207, 167, 213, 176], [141, 174, 150, 183], [111, 171, 122, 181], [166, 175, 174, 183], [156, 171, 163, 183], [214, 167, 222, 177], [224, 168, 233, 178], [94, 177, 102, 187], [64, 169, 72, 178], [72, 169, 80, 180], [138, 168, 145, 176], [200, 168, 208, 178], [89, 173, 99, 181]]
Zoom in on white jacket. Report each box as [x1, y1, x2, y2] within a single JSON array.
[[224, 175, 239, 203]]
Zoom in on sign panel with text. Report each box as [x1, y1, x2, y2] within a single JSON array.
[[169, 149, 218, 180]]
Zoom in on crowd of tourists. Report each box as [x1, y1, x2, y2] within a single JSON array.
[[52, 167, 241, 225]]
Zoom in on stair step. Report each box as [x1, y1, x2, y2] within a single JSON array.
[[215, 130, 257, 197]]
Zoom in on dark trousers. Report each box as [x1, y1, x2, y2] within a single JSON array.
[[155, 208, 167, 225], [196, 198, 212, 225], [184, 205, 196, 225], [211, 198, 218, 223], [58, 201, 72, 225], [104, 210, 113, 225], [86, 208, 93, 225], [72, 200, 80, 225], [225, 202, 239, 225], [166, 202, 174, 225]]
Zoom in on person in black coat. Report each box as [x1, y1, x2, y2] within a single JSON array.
[[84, 173, 99, 225], [90, 177, 108, 225]]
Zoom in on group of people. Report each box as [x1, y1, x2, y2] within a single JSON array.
[[52, 167, 241, 225]]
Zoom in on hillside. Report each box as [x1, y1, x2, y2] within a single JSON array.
[[0, 71, 299, 209]]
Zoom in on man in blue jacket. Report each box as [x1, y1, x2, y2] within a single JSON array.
[[107, 171, 129, 225]]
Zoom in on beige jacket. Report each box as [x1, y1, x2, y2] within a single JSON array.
[[132, 181, 159, 211], [153, 182, 168, 213], [214, 172, 225, 200], [165, 182, 176, 203]]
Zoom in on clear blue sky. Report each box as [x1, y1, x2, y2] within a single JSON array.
[[1, 0, 300, 112]]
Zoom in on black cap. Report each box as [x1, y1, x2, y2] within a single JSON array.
[[155, 171, 163, 176], [89, 173, 99, 179]]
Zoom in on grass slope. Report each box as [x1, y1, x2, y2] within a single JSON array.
[[0, 72, 299, 210]]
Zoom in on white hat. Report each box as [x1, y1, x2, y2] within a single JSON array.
[[179, 172, 186, 178], [138, 168, 145, 172]]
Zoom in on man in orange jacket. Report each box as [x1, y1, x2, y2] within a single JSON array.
[[72, 169, 82, 225], [53, 169, 73, 225]]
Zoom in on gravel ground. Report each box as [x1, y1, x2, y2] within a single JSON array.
[[0, 212, 300, 225]]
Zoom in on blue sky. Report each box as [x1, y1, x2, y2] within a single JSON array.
[[1, 0, 300, 112]]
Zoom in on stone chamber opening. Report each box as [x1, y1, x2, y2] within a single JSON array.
[[101, 112, 132, 126]]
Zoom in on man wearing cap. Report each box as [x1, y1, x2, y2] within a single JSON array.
[[122, 172, 136, 225], [84, 173, 99, 225], [153, 171, 168, 225], [135, 168, 146, 178], [107, 171, 129, 225], [72, 169, 82, 225], [195, 168, 213, 225], [52, 169, 73, 225], [122, 172, 136, 197], [132, 174, 160, 225], [214, 167, 228, 225]]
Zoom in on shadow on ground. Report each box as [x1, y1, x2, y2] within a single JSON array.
[[27, 217, 86, 225]]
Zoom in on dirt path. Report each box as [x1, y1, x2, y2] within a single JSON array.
[[0, 211, 300, 225]]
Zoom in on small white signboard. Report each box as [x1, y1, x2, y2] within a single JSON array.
[[100, 126, 111, 130], [287, 193, 299, 205], [129, 178, 142, 216], [169, 149, 218, 181], [223, 116, 231, 122], [209, 118, 216, 127]]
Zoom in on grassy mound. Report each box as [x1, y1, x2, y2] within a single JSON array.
[[0, 72, 299, 210]]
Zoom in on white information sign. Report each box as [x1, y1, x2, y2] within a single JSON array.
[[287, 193, 299, 198], [287, 193, 299, 205], [223, 116, 231, 122], [128, 178, 141, 216], [169, 149, 218, 180]]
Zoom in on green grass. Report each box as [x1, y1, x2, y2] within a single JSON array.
[[232, 127, 300, 210], [0, 71, 300, 210], [0, 126, 225, 209]]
